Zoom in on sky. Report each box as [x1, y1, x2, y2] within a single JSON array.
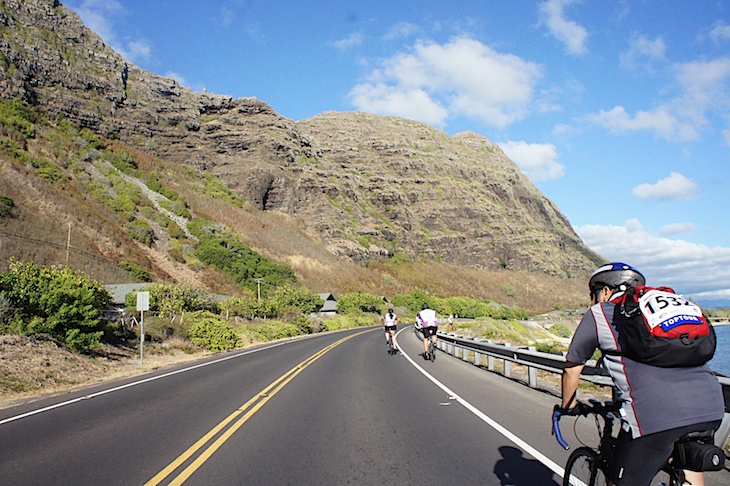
[[63, 0, 730, 303]]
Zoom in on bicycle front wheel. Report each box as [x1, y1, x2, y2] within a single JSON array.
[[563, 447, 604, 486]]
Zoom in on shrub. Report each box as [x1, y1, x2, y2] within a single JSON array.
[[0, 195, 14, 218], [549, 323, 572, 338], [392, 290, 431, 313], [125, 283, 219, 318], [336, 292, 384, 315], [534, 341, 566, 354], [126, 219, 155, 245], [0, 98, 38, 138], [119, 261, 151, 282], [0, 261, 110, 352], [248, 320, 303, 341], [190, 219, 297, 294], [188, 313, 241, 352]]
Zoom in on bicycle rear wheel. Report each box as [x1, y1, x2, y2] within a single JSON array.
[[563, 447, 602, 486]]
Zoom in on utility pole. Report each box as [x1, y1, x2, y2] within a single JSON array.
[[256, 278, 262, 301], [65, 222, 72, 264]]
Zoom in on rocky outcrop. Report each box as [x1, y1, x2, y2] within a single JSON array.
[[0, 0, 603, 278]]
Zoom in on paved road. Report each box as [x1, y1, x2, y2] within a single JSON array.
[[1, 326, 727, 485]]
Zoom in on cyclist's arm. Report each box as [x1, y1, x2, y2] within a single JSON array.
[[561, 362, 584, 409]]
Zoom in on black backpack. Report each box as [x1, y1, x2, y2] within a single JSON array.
[[614, 285, 716, 367]]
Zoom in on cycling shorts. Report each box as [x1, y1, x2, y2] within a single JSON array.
[[611, 420, 721, 485], [384, 325, 396, 332], [422, 326, 438, 337]]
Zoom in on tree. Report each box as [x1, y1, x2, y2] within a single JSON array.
[[0, 261, 111, 352], [336, 292, 385, 315]]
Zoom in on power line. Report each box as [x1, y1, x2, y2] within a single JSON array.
[[0, 229, 123, 267]]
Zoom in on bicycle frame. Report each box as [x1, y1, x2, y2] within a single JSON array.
[[553, 400, 687, 486]]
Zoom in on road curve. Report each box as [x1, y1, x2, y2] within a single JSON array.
[[1, 326, 727, 485]]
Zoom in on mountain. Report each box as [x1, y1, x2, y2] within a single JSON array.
[[0, 0, 603, 311]]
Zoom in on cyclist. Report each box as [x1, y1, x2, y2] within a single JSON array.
[[417, 302, 438, 360], [383, 308, 398, 353], [559, 262, 724, 486]]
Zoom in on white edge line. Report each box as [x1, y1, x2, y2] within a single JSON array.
[[394, 328, 566, 479], [0, 339, 297, 426]]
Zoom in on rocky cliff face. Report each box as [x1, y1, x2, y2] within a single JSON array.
[[0, 0, 603, 280]]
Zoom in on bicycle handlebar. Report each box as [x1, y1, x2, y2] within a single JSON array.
[[552, 400, 620, 451], [552, 405, 570, 450]]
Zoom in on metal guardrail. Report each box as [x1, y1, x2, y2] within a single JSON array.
[[426, 329, 730, 448]]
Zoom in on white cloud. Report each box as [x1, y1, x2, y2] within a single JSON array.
[[67, 0, 122, 41], [709, 21, 730, 44], [538, 0, 588, 55], [165, 71, 187, 88], [332, 32, 365, 51], [660, 222, 696, 236], [349, 37, 542, 129], [66, 0, 151, 63], [585, 105, 697, 141], [384, 22, 420, 42], [620, 34, 666, 69], [499, 140, 565, 182], [586, 56, 730, 142], [577, 219, 730, 298], [632, 172, 698, 201], [348, 83, 448, 125]]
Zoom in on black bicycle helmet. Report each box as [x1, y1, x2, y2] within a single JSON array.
[[588, 262, 645, 293], [422, 302, 429, 310]]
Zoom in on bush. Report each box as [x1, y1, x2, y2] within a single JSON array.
[[534, 341, 566, 354], [190, 219, 297, 294], [119, 261, 151, 282], [0, 195, 14, 218], [248, 320, 304, 341], [337, 292, 385, 315], [125, 283, 219, 318], [549, 323, 572, 338], [188, 313, 241, 352], [0, 261, 110, 352], [0, 98, 38, 138], [126, 219, 155, 245]]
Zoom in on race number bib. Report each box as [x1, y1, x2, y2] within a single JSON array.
[[638, 289, 704, 332]]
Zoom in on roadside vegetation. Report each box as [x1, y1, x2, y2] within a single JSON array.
[[0, 258, 575, 396]]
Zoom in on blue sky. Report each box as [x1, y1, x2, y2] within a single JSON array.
[[64, 0, 730, 302]]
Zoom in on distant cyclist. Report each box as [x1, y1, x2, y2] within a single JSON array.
[[559, 262, 723, 486], [383, 308, 398, 353], [416, 302, 438, 360]]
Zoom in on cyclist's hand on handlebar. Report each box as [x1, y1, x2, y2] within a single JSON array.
[[554, 402, 587, 417]]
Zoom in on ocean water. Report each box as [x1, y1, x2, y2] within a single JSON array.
[[709, 324, 730, 377]]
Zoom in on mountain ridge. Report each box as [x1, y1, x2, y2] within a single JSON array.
[[0, 0, 603, 311]]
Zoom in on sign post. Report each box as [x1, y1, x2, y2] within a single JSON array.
[[136, 292, 150, 364]]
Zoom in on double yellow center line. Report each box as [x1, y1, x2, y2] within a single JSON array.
[[146, 331, 367, 485]]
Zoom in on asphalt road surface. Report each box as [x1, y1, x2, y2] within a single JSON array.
[[1, 326, 728, 485]]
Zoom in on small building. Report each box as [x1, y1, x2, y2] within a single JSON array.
[[104, 283, 153, 310], [317, 293, 338, 314]]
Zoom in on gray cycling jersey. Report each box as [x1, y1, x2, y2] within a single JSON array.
[[566, 298, 724, 438]]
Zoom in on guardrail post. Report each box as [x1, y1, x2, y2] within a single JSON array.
[[528, 346, 537, 388], [487, 340, 495, 370], [503, 343, 511, 377], [473, 341, 482, 366]]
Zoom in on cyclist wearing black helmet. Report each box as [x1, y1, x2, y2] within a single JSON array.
[[383, 308, 398, 353], [416, 302, 438, 360], [560, 262, 723, 486]]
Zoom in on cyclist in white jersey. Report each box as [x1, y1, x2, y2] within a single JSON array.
[[416, 303, 438, 359], [383, 308, 398, 352]]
